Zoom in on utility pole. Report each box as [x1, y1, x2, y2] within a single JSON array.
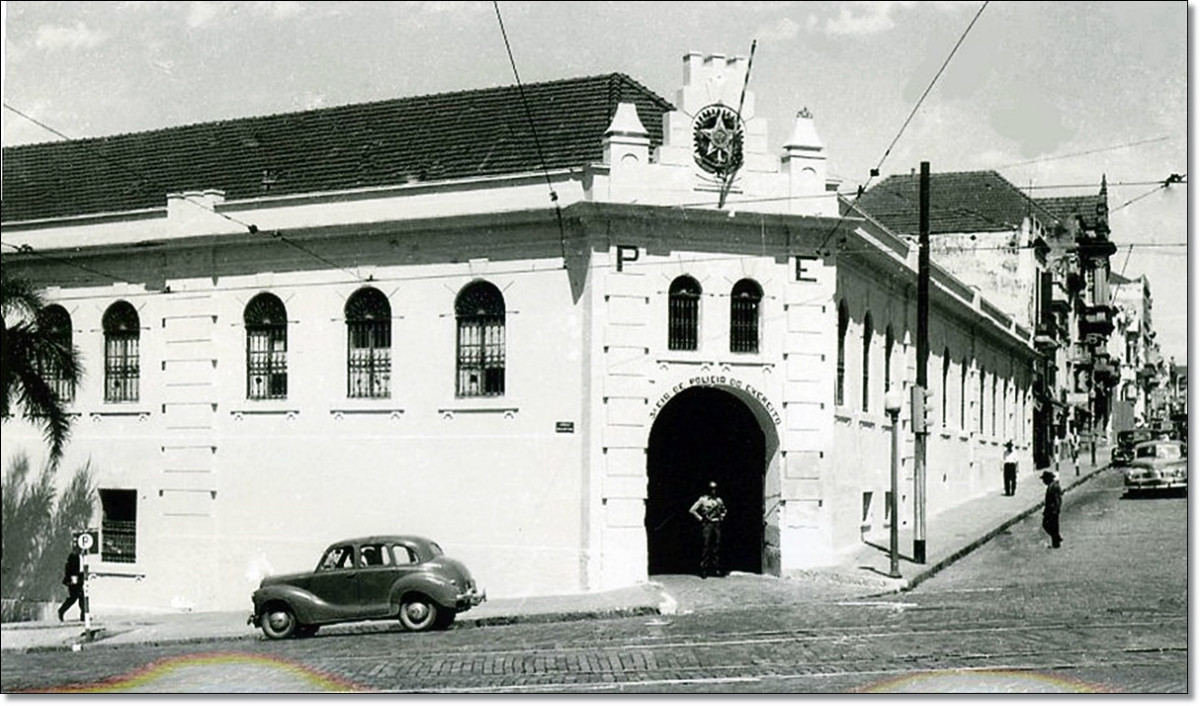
[[914, 161, 930, 564]]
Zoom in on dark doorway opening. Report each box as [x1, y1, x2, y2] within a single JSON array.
[[645, 387, 765, 575]]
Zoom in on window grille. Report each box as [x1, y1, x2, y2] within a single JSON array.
[[836, 302, 848, 407], [668, 276, 700, 351], [245, 293, 288, 400], [729, 279, 761, 353], [455, 282, 505, 397], [37, 305, 75, 402], [102, 301, 140, 403], [100, 489, 137, 564], [346, 288, 392, 398]]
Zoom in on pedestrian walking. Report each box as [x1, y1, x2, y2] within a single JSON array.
[[689, 481, 728, 578], [1002, 440, 1018, 496], [1041, 470, 1063, 549], [57, 545, 85, 622]]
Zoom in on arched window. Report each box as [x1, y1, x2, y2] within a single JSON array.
[[456, 281, 505, 397], [979, 369, 986, 434], [37, 304, 75, 402], [103, 301, 140, 403], [729, 279, 762, 354], [346, 288, 391, 398], [861, 312, 873, 413], [667, 276, 701, 351], [992, 376, 999, 437], [244, 293, 288, 400], [836, 301, 849, 407], [942, 348, 951, 427], [883, 325, 894, 396], [961, 357, 969, 430], [1002, 378, 1009, 440]]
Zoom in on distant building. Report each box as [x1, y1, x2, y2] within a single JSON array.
[[2, 54, 1035, 612], [1107, 272, 1155, 430], [859, 172, 1122, 468]]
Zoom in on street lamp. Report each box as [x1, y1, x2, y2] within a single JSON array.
[[884, 386, 904, 579]]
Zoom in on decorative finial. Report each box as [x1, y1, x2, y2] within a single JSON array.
[[797, 107, 813, 119]]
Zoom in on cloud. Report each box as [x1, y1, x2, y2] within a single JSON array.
[[33, 21, 109, 52], [253, 1, 305, 20], [822, 1, 912, 36], [186, 1, 224, 29], [755, 17, 802, 42]]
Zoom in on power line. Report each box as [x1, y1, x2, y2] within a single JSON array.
[[0, 241, 126, 281], [3, 102, 366, 283], [1110, 174, 1186, 214], [492, 0, 567, 262], [995, 136, 1174, 171], [817, 0, 989, 254], [872, 0, 989, 177]]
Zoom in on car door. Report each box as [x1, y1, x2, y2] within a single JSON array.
[[306, 543, 362, 620], [355, 541, 404, 618]]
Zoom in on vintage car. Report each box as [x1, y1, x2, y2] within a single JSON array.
[[249, 535, 485, 639], [1123, 440, 1188, 495], [1111, 428, 1153, 466]]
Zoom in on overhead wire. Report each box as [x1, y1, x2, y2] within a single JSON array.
[[492, 0, 568, 263], [2, 102, 366, 283], [815, 0, 990, 254], [994, 136, 1174, 171]]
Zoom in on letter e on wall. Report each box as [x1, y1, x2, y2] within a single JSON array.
[[794, 254, 819, 282]]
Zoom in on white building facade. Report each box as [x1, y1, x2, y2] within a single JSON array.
[[2, 54, 1036, 613]]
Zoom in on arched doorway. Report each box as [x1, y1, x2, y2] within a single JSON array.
[[645, 387, 766, 575]]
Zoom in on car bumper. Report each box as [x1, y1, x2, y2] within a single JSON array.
[[456, 586, 486, 611], [1125, 477, 1187, 490]]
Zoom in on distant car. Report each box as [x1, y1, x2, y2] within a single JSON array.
[[1111, 428, 1153, 466], [249, 535, 485, 639], [1123, 440, 1188, 495]]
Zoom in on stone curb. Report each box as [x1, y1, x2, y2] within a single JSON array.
[[1, 605, 663, 655]]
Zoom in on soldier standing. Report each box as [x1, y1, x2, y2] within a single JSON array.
[[689, 481, 728, 578]]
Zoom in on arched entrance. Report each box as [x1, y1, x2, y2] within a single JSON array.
[[645, 386, 766, 575]]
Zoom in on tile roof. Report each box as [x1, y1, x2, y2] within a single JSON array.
[[855, 170, 1062, 235], [1, 73, 674, 223], [1034, 194, 1107, 231]]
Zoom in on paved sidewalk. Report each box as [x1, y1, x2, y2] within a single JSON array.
[[821, 448, 1109, 594], [1, 451, 1109, 655]]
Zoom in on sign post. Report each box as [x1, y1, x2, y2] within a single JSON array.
[[74, 530, 98, 634]]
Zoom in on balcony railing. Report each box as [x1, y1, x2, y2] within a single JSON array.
[[1079, 305, 1115, 338]]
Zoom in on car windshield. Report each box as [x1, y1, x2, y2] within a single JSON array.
[[1136, 444, 1182, 460]]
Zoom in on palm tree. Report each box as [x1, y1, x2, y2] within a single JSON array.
[[1, 273, 82, 466]]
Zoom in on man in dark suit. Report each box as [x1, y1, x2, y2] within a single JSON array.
[[1041, 470, 1063, 549]]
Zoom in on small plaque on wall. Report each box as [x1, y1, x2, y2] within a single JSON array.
[[556, 422, 575, 434]]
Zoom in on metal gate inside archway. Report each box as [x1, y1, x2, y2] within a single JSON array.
[[645, 386, 766, 576]]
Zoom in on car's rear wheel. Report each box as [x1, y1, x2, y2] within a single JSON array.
[[399, 596, 440, 632], [261, 606, 298, 640]]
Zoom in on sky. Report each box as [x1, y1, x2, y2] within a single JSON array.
[[0, 0, 1190, 362]]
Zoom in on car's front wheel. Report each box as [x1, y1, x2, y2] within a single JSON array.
[[399, 595, 440, 632], [261, 606, 298, 640]]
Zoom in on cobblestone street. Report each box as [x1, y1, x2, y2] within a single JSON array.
[[2, 469, 1186, 693]]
